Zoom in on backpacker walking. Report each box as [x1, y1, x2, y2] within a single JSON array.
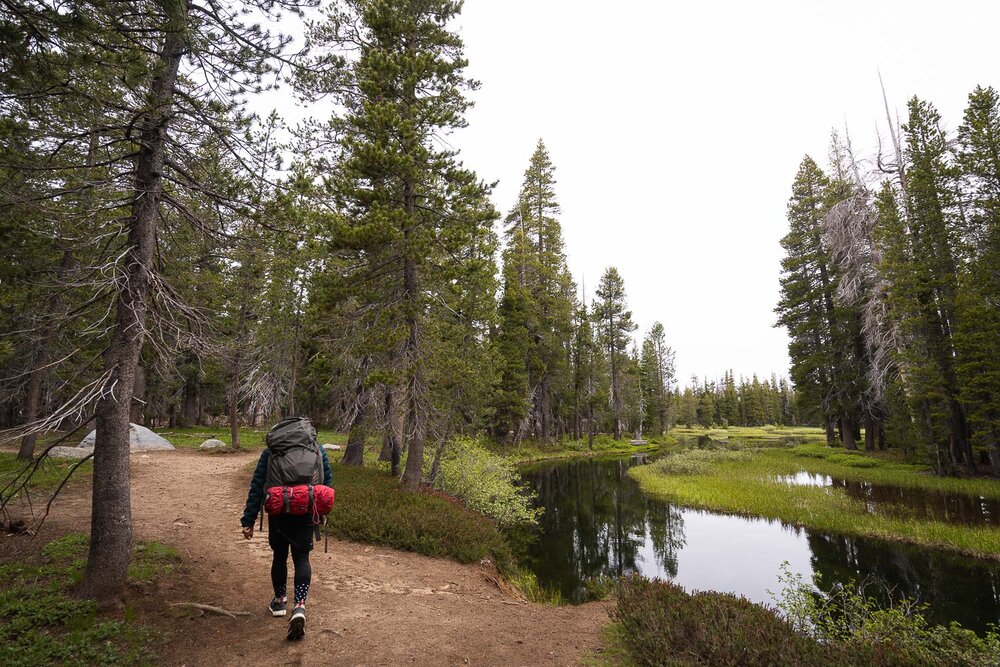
[[241, 417, 334, 640]]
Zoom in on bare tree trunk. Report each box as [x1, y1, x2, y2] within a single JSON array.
[[864, 413, 876, 452], [840, 414, 858, 450], [342, 385, 368, 467], [18, 249, 74, 460], [130, 365, 145, 424], [400, 251, 425, 491], [77, 16, 184, 603]]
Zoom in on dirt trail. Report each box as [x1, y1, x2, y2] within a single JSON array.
[[85, 450, 605, 665]]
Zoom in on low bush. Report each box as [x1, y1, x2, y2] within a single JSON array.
[[650, 447, 750, 476], [773, 565, 1000, 667], [0, 534, 162, 666], [430, 438, 541, 528], [611, 575, 832, 666], [611, 576, 925, 666], [328, 463, 513, 567]]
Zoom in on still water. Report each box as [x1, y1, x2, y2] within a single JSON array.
[[521, 454, 1000, 633]]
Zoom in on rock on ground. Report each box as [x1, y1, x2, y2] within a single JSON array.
[[322, 443, 342, 451], [47, 446, 94, 459], [77, 423, 175, 451], [199, 439, 228, 451]]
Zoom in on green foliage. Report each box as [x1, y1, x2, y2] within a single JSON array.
[[506, 568, 566, 605], [611, 575, 836, 666], [327, 463, 513, 567], [128, 540, 181, 583], [430, 438, 541, 528], [773, 565, 1000, 666], [630, 445, 1000, 557], [0, 535, 160, 666], [0, 453, 93, 508], [650, 448, 750, 476]]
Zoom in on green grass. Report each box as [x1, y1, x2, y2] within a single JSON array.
[[150, 425, 350, 450], [493, 433, 672, 464], [580, 624, 638, 667], [326, 463, 514, 567], [630, 444, 1000, 559], [0, 451, 93, 498], [671, 424, 829, 444], [0, 533, 174, 666]]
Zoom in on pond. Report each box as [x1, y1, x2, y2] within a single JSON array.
[[775, 472, 1000, 526], [520, 453, 1000, 633]]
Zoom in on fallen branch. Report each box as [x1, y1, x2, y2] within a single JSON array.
[[168, 602, 251, 618]]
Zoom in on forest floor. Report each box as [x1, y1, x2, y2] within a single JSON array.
[[0, 449, 607, 666]]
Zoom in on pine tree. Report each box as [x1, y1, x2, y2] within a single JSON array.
[[594, 267, 637, 439], [302, 0, 497, 488], [876, 98, 973, 473], [954, 86, 1000, 474], [496, 140, 575, 442]]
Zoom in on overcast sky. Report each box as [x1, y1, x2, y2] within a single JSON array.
[[264, 1, 999, 386], [436, 0, 1000, 385]]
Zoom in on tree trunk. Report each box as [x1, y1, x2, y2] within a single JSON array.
[[181, 366, 198, 427], [130, 365, 145, 424], [824, 416, 836, 445], [840, 414, 857, 450], [342, 387, 368, 467], [864, 413, 876, 452], [400, 254, 425, 490], [77, 16, 184, 603], [18, 249, 74, 460], [539, 376, 550, 443]]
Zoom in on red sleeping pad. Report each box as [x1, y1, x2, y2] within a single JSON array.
[[265, 484, 335, 516]]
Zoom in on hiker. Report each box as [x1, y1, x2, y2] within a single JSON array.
[[240, 417, 334, 641]]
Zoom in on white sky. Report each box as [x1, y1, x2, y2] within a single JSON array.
[[447, 0, 1000, 385], [262, 0, 1000, 387]]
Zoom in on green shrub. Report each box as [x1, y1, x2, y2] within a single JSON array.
[[430, 438, 541, 528], [611, 576, 922, 666], [611, 575, 833, 666], [650, 448, 750, 476], [773, 565, 1000, 666], [329, 463, 513, 566], [0, 536, 159, 666]]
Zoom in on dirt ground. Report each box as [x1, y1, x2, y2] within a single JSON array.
[[2, 450, 608, 666]]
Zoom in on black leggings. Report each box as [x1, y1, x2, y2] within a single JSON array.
[[268, 516, 313, 605]]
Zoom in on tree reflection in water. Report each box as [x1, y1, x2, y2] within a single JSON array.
[[522, 455, 1000, 633]]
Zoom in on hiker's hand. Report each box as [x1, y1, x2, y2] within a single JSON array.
[[242, 525, 253, 540]]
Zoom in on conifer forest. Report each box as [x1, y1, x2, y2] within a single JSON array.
[[2, 1, 1000, 665]]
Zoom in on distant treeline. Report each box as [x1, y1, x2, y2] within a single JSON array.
[[776, 86, 1000, 476], [674, 372, 797, 429]]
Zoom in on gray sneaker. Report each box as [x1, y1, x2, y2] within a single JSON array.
[[269, 598, 287, 618], [287, 606, 305, 640]]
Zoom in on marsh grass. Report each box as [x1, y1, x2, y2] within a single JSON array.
[[496, 433, 671, 464], [630, 444, 1000, 558]]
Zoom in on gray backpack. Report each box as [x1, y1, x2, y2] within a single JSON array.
[[264, 417, 323, 489]]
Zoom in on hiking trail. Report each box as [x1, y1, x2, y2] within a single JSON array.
[[22, 450, 607, 666]]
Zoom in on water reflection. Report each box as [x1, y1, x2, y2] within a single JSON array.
[[522, 456, 1000, 633], [774, 471, 1000, 526]]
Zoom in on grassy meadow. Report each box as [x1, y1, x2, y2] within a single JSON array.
[[631, 426, 1000, 559]]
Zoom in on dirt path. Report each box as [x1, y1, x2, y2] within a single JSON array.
[[109, 450, 606, 666]]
